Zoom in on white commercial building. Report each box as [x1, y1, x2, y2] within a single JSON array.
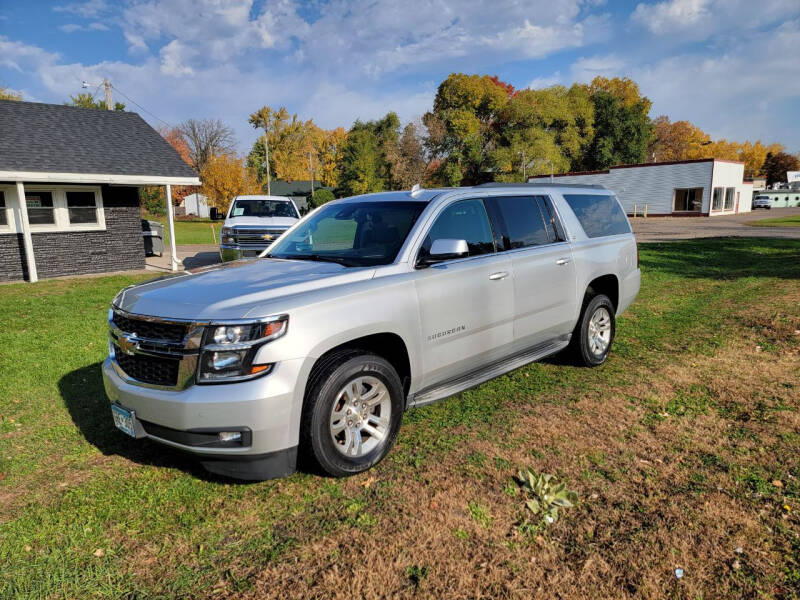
[[529, 159, 753, 216]]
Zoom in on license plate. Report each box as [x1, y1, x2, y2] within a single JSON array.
[[111, 404, 136, 438]]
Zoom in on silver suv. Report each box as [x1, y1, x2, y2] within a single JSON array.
[[103, 184, 640, 480]]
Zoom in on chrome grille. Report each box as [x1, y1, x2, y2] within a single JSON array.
[[109, 309, 205, 390], [115, 345, 180, 386], [232, 228, 288, 247], [113, 312, 186, 343]]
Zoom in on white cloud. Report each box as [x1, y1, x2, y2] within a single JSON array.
[[59, 21, 110, 33], [527, 72, 564, 89], [570, 54, 627, 82], [570, 21, 800, 145], [631, 0, 799, 37], [54, 0, 109, 18]]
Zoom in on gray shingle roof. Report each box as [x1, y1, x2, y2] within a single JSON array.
[[0, 100, 198, 179]]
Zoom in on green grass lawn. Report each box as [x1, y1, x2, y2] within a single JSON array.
[[146, 216, 221, 245], [747, 214, 800, 227], [1, 238, 799, 599]]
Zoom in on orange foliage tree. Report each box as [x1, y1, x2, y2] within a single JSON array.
[[200, 153, 261, 212]]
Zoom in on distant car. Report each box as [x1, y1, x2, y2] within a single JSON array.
[[752, 195, 771, 210], [219, 195, 300, 261]]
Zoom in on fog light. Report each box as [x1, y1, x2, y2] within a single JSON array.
[[218, 431, 242, 443]]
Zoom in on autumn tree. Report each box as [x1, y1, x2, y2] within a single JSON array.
[[200, 153, 260, 212], [316, 127, 347, 187], [247, 106, 321, 185], [648, 116, 711, 162], [66, 92, 125, 111], [385, 122, 427, 189], [0, 87, 21, 101], [178, 119, 236, 172], [763, 151, 800, 186]]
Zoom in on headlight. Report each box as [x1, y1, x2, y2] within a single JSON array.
[[221, 227, 235, 244], [197, 315, 288, 383]]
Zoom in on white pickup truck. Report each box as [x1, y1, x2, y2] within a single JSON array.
[[219, 195, 300, 261]]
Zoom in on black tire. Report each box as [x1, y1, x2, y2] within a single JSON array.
[[569, 293, 616, 367], [300, 350, 404, 477]]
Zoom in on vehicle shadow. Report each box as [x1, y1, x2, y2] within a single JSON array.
[[182, 251, 221, 270], [58, 362, 244, 483]]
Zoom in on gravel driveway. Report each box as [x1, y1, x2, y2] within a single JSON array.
[[631, 207, 800, 242]]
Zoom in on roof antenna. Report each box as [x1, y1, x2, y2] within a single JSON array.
[[410, 183, 423, 197]]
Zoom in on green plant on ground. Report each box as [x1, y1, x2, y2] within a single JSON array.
[[515, 468, 578, 526]]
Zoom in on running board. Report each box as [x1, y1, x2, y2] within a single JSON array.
[[407, 337, 570, 408]]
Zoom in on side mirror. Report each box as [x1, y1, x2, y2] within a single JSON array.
[[418, 238, 469, 267]]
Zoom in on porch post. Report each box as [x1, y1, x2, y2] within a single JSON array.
[[165, 184, 180, 272], [15, 181, 38, 282]]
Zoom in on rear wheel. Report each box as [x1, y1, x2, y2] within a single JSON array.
[[301, 351, 403, 477], [569, 293, 615, 367]]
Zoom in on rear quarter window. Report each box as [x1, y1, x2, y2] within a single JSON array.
[[562, 194, 631, 238]]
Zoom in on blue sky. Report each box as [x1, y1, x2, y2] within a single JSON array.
[[2, 0, 799, 154]]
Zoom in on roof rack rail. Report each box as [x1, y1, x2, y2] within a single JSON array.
[[474, 182, 607, 190]]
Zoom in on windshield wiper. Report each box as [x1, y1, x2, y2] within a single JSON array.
[[268, 254, 358, 267]]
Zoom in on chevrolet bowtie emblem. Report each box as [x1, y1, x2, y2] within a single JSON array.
[[118, 333, 138, 355], [262, 234, 275, 241]]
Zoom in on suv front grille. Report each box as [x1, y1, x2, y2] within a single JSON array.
[[113, 312, 186, 342], [114, 345, 180, 386]]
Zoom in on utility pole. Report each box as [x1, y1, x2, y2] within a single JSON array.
[[520, 149, 527, 180], [263, 130, 271, 195], [103, 78, 112, 110], [308, 152, 315, 203]]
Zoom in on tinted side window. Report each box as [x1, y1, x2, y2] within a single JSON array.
[[421, 199, 495, 258], [486, 196, 551, 250], [562, 194, 630, 238]]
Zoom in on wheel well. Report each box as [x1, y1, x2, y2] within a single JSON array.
[[585, 274, 619, 312], [310, 333, 412, 396]]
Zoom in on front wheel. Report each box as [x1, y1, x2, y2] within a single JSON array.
[[301, 351, 404, 477], [570, 294, 616, 367]]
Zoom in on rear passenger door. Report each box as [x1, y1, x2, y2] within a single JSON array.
[[485, 195, 578, 349]]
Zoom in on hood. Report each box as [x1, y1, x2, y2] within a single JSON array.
[[114, 259, 375, 320], [224, 216, 298, 228]]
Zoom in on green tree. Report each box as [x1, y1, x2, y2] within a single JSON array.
[[581, 89, 652, 170], [424, 73, 510, 185], [337, 128, 385, 196], [762, 151, 800, 186], [66, 92, 125, 111], [311, 188, 335, 207], [491, 84, 594, 180]]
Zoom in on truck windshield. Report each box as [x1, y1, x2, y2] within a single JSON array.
[[267, 201, 426, 267], [230, 199, 299, 219]]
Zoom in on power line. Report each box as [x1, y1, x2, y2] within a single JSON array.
[[110, 83, 172, 128]]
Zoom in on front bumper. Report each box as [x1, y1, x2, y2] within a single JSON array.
[[102, 356, 308, 479], [219, 244, 267, 262]]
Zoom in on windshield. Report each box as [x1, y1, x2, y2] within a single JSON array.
[[230, 199, 299, 219], [267, 201, 426, 267]]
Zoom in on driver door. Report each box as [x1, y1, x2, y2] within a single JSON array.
[[413, 198, 515, 389]]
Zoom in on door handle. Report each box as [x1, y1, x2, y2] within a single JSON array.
[[488, 271, 509, 280], [555, 257, 571, 266]]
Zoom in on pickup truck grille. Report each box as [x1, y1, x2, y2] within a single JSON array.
[[112, 312, 187, 343], [231, 228, 288, 247], [114, 345, 180, 386]]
